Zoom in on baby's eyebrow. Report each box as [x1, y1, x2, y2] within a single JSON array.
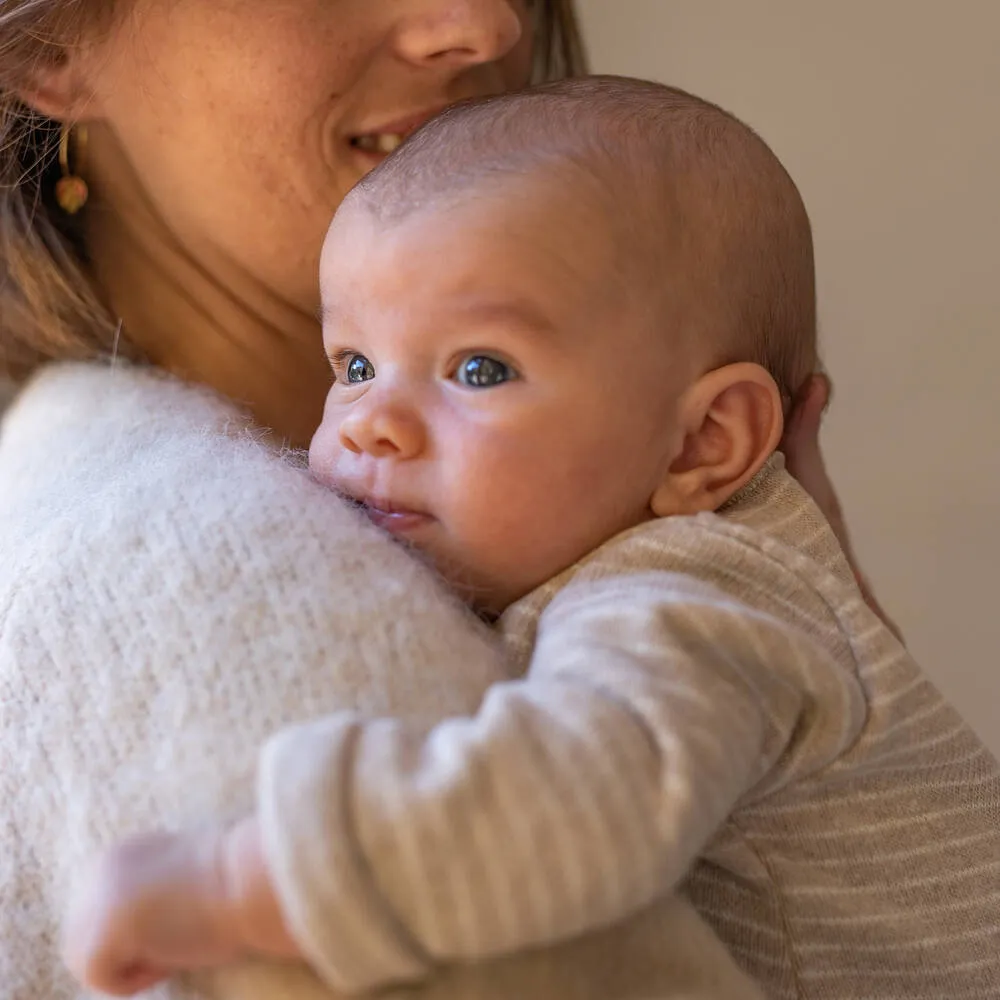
[[317, 296, 560, 340], [459, 298, 560, 339]]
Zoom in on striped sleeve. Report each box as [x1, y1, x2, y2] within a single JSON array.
[[256, 570, 864, 994]]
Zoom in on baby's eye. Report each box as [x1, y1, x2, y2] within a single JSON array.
[[345, 353, 375, 384], [454, 354, 518, 388]]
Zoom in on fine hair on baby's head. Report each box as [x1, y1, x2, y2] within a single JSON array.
[[350, 75, 818, 407]]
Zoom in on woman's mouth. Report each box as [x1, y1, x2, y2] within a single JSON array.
[[350, 133, 407, 155], [347, 107, 448, 162]]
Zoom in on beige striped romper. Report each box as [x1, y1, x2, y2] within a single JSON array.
[[260, 457, 1000, 999]]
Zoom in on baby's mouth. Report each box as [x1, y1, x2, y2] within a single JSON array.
[[364, 504, 432, 537], [342, 493, 432, 536]]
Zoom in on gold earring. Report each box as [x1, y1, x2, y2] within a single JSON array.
[[55, 123, 89, 215]]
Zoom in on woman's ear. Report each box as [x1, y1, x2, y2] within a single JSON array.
[[15, 51, 100, 122], [651, 363, 784, 517]]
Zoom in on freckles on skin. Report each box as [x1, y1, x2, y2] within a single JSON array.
[[89, 2, 355, 307], [86, 0, 536, 311], [97, 2, 343, 192]]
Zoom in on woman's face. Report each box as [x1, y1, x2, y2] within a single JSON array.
[[81, 0, 536, 309]]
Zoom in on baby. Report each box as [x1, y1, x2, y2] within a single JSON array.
[[65, 77, 1000, 1000]]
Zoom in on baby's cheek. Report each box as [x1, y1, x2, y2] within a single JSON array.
[[477, 493, 579, 585], [307, 416, 339, 479]]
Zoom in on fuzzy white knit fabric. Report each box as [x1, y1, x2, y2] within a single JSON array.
[[0, 363, 764, 1000]]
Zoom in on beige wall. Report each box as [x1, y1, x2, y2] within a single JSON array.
[[576, 0, 1000, 751]]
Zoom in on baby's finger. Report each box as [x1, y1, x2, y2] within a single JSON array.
[[105, 960, 168, 997], [784, 373, 829, 444]]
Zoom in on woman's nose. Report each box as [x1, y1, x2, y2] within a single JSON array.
[[392, 0, 525, 69], [338, 395, 427, 460]]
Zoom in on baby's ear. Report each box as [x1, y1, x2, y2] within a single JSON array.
[[650, 363, 783, 517]]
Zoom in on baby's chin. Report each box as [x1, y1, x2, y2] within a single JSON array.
[[415, 554, 518, 619]]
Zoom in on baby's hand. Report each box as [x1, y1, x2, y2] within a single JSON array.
[[62, 828, 240, 996]]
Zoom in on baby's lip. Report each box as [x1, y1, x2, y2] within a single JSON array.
[[364, 505, 433, 537], [345, 493, 433, 535], [344, 491, 421, 514]]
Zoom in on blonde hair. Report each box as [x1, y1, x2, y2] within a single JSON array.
[[0, 0, 123, 381], [0, 0, 587, 383]]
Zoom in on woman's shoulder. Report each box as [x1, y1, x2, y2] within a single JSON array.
[[1, 361, 250, 450]]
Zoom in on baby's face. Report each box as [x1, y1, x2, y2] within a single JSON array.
[[310, 179, 694, 611]]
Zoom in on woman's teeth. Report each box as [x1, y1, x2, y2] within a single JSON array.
[[353, 133, 406, 154]]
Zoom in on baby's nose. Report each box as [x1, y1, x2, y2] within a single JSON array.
[[338, 400, 426, 460]]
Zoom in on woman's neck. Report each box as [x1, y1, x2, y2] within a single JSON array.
[[83, 128, 330, 449]]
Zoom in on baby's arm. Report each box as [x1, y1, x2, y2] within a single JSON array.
[[65, 572, 860, 996], [253, 571, 862, 993]]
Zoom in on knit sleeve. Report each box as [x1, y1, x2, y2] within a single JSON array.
[[256, 571, 864, 994]]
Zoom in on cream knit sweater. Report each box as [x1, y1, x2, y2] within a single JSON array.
[[0, 363, 764, 1000]]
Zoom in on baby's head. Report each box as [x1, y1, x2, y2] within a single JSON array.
[[309, 76, 817, 612]]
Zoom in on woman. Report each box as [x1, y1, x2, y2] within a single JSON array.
[[0, 2, 885, 998], [0, 0, 861, 547], [0, 0, 886, 621], [1, 1, 578, 442], [1, 1, 838, 447]]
